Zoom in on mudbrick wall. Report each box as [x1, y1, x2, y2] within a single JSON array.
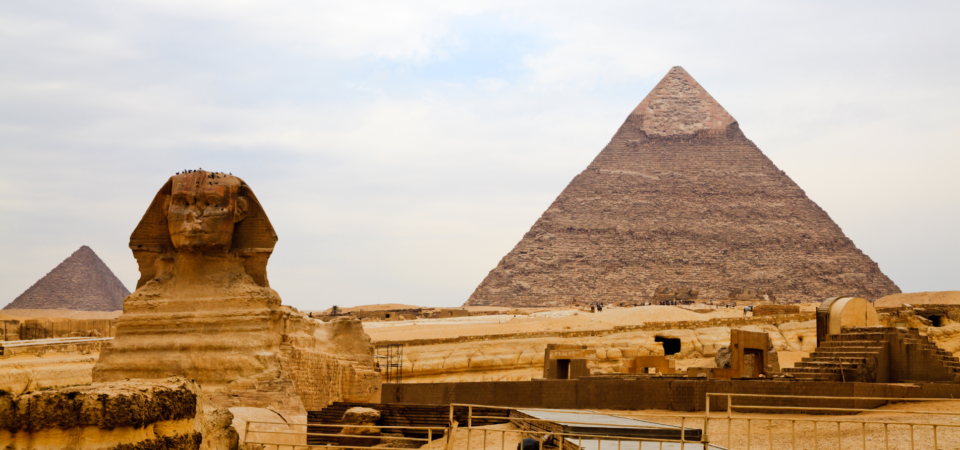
[[383, 378, 960, 412], [280, 346, 382, 411], [466, 67, 899, 307]]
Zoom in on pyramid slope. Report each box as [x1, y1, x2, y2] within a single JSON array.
[[466, 67, 899, 307], [5, 246, 130, 311]]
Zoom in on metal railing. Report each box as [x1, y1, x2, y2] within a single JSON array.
[[242, 420, 447, 449], [704, 393, 960, 449], [451, 403, 708, 450], [242, 395, 960, 450]]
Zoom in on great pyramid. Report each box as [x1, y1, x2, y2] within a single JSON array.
[[5, 246, 130, 311], [466, 67, 900, 307]]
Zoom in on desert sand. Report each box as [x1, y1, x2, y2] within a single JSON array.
[[875, 291, 960, 307], [363, 305, 746, 342], [311, 304, 425, 315]]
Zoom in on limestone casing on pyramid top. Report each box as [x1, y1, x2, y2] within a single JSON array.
[[630, 66, 737, 137]]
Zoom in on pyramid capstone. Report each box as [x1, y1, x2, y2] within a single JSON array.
[[5, 246, 130, 311], [465, 67, 900, 306]]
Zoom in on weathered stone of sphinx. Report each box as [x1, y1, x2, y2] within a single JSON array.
[[93, 171, 380, 424]]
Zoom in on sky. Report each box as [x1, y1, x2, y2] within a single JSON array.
[[1, 1, 957, 311]]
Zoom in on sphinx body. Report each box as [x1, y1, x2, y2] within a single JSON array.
[[93, 171, 380, 422]]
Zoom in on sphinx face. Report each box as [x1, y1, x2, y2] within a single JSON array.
[[165, 171, 246, 252]]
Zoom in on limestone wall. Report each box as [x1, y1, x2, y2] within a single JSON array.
[[0, 339, 110, 394], [1, 319, 116, 341], [390, 318, 818, 382], [383, 378, 960, 412], [1, 339, 105, 358], [0, 356, 98, 395], [385, 310, 960, 383]]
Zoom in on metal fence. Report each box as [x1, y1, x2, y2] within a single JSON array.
[[704, 393, 960, 449], [242, 395, 960, 450], [242, 420, 447, 449], [452, 403, 710, 450]]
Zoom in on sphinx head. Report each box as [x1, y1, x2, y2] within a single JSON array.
[[163, 171, 248, 252], [129, 170, 277, 288]]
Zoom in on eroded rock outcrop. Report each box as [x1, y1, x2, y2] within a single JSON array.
[[0, 377, 235, 450]]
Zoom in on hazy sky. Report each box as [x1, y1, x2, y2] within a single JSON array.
[[1, 1, 957, 311]]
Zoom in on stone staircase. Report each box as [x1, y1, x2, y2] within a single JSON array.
[[784, 327, 960, 383]]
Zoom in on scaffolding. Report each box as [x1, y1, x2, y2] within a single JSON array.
[[375, 344, 404, 384]]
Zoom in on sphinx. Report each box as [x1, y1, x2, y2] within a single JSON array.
[[93, 170, 380, 423]]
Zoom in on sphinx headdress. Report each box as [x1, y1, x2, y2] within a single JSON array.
[[128, 173, 277, 288]]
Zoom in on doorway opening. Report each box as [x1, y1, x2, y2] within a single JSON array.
[[655, 336, 681, 356], [556, 359, 571, 379]]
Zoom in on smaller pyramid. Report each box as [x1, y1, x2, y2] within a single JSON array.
[[4, 246, 130, 311]]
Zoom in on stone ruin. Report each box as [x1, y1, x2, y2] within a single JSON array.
[[784, 297, 960, 382], [542, 344, 602, 379], [53, 170, 383, 446], [466, 66, 900, 308]]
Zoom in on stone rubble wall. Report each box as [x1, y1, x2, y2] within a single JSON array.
[[752, 304, 800, 316]]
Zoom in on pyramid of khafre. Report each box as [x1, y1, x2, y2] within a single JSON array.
[[5, 246, 130, 311], [465, 67, 900, 307]]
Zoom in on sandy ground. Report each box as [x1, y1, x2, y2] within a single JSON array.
[[364, 305, 746, 342], [0, 309, 122, 320], [876, 291, 960, 307]]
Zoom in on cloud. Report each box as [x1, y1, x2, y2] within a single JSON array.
[[0, 1, 957, 311]]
